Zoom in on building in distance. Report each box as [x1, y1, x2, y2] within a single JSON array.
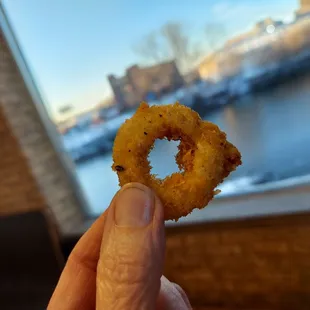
[[108, 60, 184, 110], [295, 0, 310, 19]]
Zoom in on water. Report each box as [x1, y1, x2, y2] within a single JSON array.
[[76, 74, 310, 216]]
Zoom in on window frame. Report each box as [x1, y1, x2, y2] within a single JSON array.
[[1, 3, 310, 235]]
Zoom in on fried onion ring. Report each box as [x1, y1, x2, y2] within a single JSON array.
[[112, 102, 241, 221]]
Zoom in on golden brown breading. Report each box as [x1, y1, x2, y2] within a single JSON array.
[[112, 102, 241, 221]]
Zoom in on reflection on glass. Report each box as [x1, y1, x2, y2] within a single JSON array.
[[3, 0, 310, 215]]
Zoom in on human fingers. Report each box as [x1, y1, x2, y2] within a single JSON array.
[[48, 193, 117, 309], [96, 183, 165, 310]]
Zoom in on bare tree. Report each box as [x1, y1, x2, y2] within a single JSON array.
[[133, 21, 202, 72], [205, 23, 227, 51], [161, 22, 202, 71], [132, 31, 170, 64]]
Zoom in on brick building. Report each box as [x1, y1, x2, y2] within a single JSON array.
[[300, 0, 310, 10], [108, 60, 184, 110], [198, 53, 220, 81], [296, 0, 310, 18]]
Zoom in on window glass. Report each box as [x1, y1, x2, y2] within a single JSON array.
[[3, 0, 310, 217]]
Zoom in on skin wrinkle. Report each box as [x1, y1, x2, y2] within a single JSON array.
[[97, 227, 157, 308], [103, 279, 155, 309], [97, 269, 156, 309], [68, 248, 99, 273], [100, 254, 152, 284]]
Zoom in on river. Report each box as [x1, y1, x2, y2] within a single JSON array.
[[75, 73, 310, 216]]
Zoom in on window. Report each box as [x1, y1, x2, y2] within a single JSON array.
[[2, 0, 310, 223]]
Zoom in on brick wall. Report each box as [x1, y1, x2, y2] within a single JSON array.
[[127, 61, 184, 98], [165, 213, 310, 310]]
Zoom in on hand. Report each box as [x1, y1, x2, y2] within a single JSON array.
[[48, 183, 192, 310]]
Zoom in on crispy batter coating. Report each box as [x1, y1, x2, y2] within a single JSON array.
[[112, 102, 241, 221]]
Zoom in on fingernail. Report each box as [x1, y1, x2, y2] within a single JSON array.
[[115, 186, 154, 227]]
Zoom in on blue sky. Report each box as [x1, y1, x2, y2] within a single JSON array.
[[3, 0, 298, 120]]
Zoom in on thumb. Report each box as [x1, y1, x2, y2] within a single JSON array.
[[96, 183, 165, 310]]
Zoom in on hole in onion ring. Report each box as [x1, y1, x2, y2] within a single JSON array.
[[148, 139, 183, 179]]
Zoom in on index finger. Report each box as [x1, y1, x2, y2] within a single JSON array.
[[48, 208, 108, 310]]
